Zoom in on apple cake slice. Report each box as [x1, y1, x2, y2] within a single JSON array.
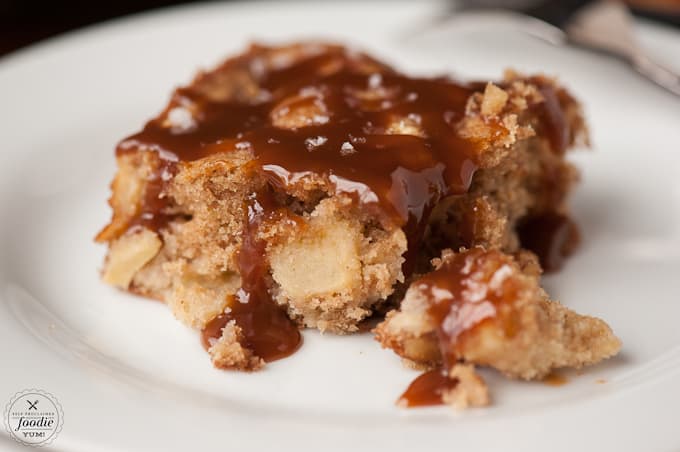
[[96, 42, 617, 386]]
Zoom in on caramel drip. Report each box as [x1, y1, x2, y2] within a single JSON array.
[[399, 248, 521, 407], [535, 83, 571, 155], [125, 159, 178, 233], [543, 372, 568, 386], [201, 190, 302, 364], [416, 248, 519, 367], [518, 213, 580, 272], [398, 369, 459, 407]]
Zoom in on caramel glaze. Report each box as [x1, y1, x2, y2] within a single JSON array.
[[398, 368, 459, 407], [113, 46, 570, 367], [399, 248, 518, 407], [115, 47, 569, 258], [200, 189, 302, 364], [534, 81, 571, 155], [125, 159, 179, 234], [423, 248, 519, 366], [117, 49, 485, 246], [518, 213, 580, 272]]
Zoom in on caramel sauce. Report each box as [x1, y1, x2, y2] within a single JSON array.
[[200, 189, 302, 363], [398, 369, 459, 407], [397, 249, 519, 407], [125, 159, 178, 233], [116, 48, 488, 242], [518, 213, 580, 272], [543, 372, 568, 386], [416, 248, 519, 367], [534, 82, 571, 155], [201, 312, 230, 350]]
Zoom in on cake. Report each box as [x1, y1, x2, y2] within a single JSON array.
[[378, 248, 620, 409], [96, 42, 619, 407]]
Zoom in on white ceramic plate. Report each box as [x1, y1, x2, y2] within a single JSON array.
[[1, 2, 679, 451]]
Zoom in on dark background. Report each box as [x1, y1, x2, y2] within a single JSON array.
[[0, 0, 192, 56], [1, 0, 678, 57]]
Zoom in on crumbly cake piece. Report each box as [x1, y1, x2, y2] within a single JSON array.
[[96, 42, 591, 373], [376, 247, 620, 407]]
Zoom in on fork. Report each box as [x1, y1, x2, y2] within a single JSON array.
[[432, 0, 680, 96]]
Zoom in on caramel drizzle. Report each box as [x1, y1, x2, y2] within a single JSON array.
[[201, 189, 302, 364], [399, 248, 518, 407], [117, 49, 484, 241], [518, 212, 580, 273], [398, 368, 459, 407]]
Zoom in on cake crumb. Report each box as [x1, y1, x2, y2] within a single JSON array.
[[442, 364, 490, 409], [480, 83, 509, 117]]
